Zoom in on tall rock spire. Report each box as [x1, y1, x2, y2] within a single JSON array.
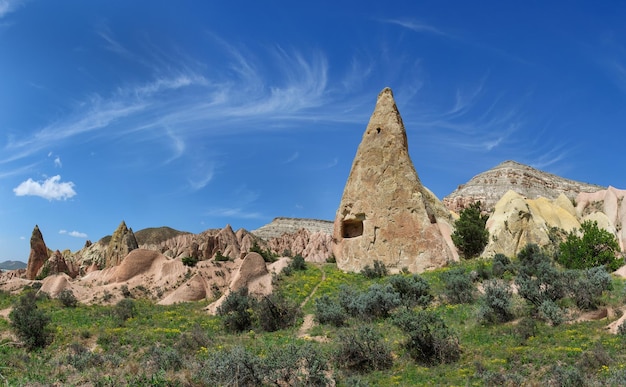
[[105, 221, 139, 268], [25, 225, 49, 280], [332, 88, 457, 273]]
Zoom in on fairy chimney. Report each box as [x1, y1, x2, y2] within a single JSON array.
[[332, 87, 456, 273], [105, 221, 139, 268], [26, 225, 49, 280]]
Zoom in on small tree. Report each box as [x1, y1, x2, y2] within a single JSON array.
[[113, 298, 136, 326], [9, 290, 53, 350], [255, 293, 300, 332], [387, 274, 433, 308], [392, 309, 461, 365], [478, 280, 514, 324], [442, 267, 475, 304], [361, 260, 388, 278], [452, 201, 489, 258], [217, 287, 254, 332], [250, 241, 277, 263], [214, 251, 230, 262], [335, 325, 393, 372], [515, 244, 566, 308], [58, 289, 78, 308], [314, 294, 347, 327], [558, 220, 622, 271], [182, 256, 199, 267]]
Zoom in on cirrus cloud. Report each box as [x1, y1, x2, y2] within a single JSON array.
[[13, 175, 76, 200]]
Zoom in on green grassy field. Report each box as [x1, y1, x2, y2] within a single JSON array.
[[1, 259, 626, 386]]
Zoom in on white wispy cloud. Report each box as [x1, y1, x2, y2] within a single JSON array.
[[13, 175, 76, 200], [0, 0, 24, 19], [0, 162, 39, 179], [188, 163, 214, 191], [97, 24, 134, 58], [205, 207, 263, 220], [382, 19, 447, 37], [54, 156, 62, 167], [284, 152, 299, 164], [1, 33, 381, 176], [59, 229, 88, 238]]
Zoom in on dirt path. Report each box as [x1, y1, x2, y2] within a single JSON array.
[[297, 264, 326, 339]]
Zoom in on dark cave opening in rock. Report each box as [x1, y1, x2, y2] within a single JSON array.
[[342, 219, 364, 238]]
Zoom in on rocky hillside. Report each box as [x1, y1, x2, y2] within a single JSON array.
[[252, 217, 333, 240], [134, 227, 191, 245], [444, 160, 603, 213], [481, 186, 626, 258], [0, 261, 26, 270]]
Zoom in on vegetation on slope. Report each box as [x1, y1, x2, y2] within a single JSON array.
[[1, 247, 626, 385]]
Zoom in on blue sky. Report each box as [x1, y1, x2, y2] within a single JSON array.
[[2, 1, 626, 261]]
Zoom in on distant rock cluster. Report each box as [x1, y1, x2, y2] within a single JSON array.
[[252, 217, 333, 240]]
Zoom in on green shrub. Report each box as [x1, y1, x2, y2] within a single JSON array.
[[197, 346, 264, 386], [250, 241, 277, 263], [475, 362, 524, 386], [548, 365, 585, 387], [338, 285, 362, 316], [265, 342, 330, 386], [577, 342, 612, 374], [120, 284, 132, 298], [255, 293, 300, 332], [58, 289, 78, 308], [558, 220, 622, 271], [473, 261, 491, 281], [618, 320, 626, 337], [113, 298, 136, 326], [182, 256, 199, 267], [392, 309, 461, 365], [514, 317, 537, 344], [65, 343, 104, 371], [335, 325, 393, 372], [214, 251, 230, 262], [606, 369, 626, 386], [361, 260, 388, 279], [538, 300, 564, 326], [314, 294, 347, 327], [387, 274, 433, 308], [568, 266, 613, 310], [442, 266, 475, 304], [339, 283, 401, 320], [175, 323, 211, 353], [515, 244, 566, 308], [359, 283, 401, 319], [452, 201, 489, 258], [478, 279, 514, 324], [198, 343, 330, 387], [217, 287, 253, 332], [290, 254, 307, 271], [9, 290, 53, 350], [146, 343, 183, 371], [491, 253, 512, 277]]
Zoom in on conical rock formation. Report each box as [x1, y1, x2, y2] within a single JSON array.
[[26, 225, 49, 280], [105, 221, 138, 268], [332, 87, 456, 273]]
